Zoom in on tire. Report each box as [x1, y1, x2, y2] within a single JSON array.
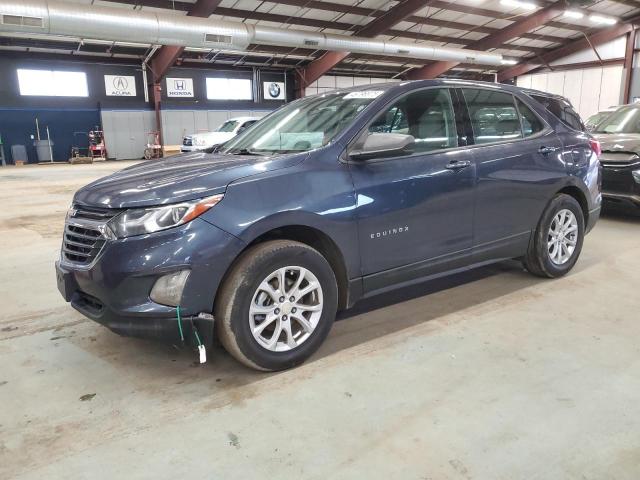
[[523, 193, 585, 278], [215, 240, 338, 371]]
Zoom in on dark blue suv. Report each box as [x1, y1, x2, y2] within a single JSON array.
[[56, 80, 602, 371]]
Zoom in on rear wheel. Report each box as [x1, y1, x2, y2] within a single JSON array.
[[523, 193, 585, 278], [215, 240, 338, 371]]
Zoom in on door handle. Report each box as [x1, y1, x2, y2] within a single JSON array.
[[445, 159, 472, 170], [538, 146, 558, 155]]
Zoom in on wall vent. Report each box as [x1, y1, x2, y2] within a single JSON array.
[[304, 39, 319, 46], [204, 33, 233, 45], [2, 14, 43, 28]]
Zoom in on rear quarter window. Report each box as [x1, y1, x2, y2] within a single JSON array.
[[531, 94, 585, 131]]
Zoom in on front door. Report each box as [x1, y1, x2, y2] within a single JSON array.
[[347, 87, 476, 293]]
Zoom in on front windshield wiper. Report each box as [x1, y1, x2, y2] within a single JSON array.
[[227, 148, 265, 156]]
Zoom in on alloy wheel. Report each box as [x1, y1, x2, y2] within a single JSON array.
[[249, 266, 324, 352], [547, 209, 578, 265]]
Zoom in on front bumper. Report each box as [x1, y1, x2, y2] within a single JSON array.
[[56, 218, 245, 345], [180, 145, 203, 153], [601, 161, 640, 209]]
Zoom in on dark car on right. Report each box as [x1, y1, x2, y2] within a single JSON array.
[[588, 104, 640, 210]]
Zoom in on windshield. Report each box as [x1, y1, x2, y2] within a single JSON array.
[[593, 106, 640, 134], [586, 112, 608, 126], [220, 90, 384, 155], [217, 120, 238, 133]]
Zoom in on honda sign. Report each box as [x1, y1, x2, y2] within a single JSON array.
[[166, 78, 194, 98]]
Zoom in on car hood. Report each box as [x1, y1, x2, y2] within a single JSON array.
[[74, 151, 305, 209], [592, 133, 640, 153]]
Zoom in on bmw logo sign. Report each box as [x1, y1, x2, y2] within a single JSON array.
[[268, 82, 281, 98]]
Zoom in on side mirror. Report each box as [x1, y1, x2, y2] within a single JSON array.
[[349, 133, 415, 161]]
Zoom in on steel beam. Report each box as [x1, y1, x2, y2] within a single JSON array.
[[150, 0, 223, 82], [296, 0, 438, 96], [407, 0, 566, 80], [498, 20, 639, 81]]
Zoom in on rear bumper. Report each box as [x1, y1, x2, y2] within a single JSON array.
[[586, 206, 601, 233], [56, 218, 246, 345]]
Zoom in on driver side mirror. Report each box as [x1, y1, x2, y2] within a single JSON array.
[[349, 133, 415, 161]]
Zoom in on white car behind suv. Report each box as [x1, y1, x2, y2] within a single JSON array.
[[181, 117, 260, 152]]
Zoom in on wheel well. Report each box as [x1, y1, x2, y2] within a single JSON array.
[[558, 186, 588, 222], [245, 226, 350, 310]]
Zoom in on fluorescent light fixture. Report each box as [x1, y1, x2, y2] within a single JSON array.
[[501, 58, 518, 65], [500, 0, 537, 11], [589, 14, 617, 25], [563, 10, 584, 19]]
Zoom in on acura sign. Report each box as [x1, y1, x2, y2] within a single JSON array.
[[167, 77, 194, 97], [104, 75, 136, 96]]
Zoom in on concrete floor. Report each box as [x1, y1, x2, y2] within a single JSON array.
[[1, 162, 639, 479]]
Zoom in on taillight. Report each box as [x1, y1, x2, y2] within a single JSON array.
[[589, 138, 601, 157]]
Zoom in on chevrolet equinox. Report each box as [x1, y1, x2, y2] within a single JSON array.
[[56, 80, 602, 371]]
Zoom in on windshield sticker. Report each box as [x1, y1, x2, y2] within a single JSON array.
[[344, 90, 384, 99]]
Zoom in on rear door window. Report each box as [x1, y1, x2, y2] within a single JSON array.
[[462, 89, 522, 144], [515, 98, 544, 137], [531, 95, 584, 131], [368, 88, 458, 153]]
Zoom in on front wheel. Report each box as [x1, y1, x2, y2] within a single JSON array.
[[523, 193, 585, 278], [215, 240, 338, 371]]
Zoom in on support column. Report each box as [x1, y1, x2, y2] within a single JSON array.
[[623, 28, 636, 104], [153, 83, 164, 151]]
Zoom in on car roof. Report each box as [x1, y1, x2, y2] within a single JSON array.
[[310, 78, 570, 103]]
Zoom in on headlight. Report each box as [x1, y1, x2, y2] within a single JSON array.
[[633, 169, 640, 184], [106, 194, 223, 238]]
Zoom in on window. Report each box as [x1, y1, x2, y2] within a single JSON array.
[[368, 88, 457, 153], [216, 120, 239, 132], [516, 99, 544, 137], [463, 89, 521, 144], [531, 95, 585, 131], [206, 78, 252, 100], [17, 69, 88, 97], [592, 105, 640, 134]]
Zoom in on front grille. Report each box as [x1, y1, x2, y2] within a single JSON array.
[[62, 205, 117, 266], [183, 137, 193, 146]]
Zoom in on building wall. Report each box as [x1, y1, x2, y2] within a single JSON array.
[[516, 65, 624, 120], [305, 75, 397, 97], [515, 36, 627, 121], [0, 55, 292, 163]]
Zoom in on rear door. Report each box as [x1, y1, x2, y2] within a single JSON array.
[[458, 88, 564, 261]]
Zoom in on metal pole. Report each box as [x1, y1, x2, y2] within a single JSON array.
[[0, 132, 5, 166], [35, 117, 41, 140], [142, 45, 159, 104], [46, 126, 53, 163]]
